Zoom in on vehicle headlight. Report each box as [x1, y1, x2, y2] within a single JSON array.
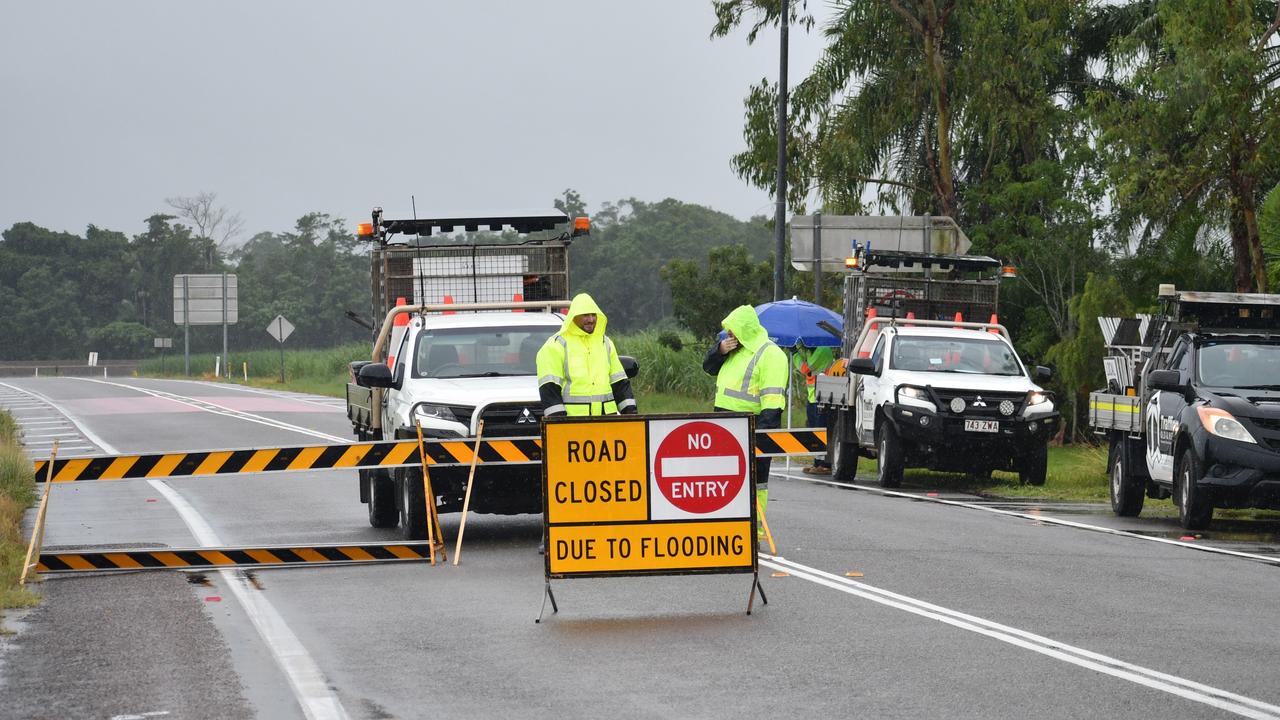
[[898, 385, 927, 400], [415, 403, 461, 422], [1028, 392, 1049, 406], [1196, 407, 1256, 444]]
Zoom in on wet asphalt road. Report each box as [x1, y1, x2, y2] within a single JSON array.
[[2, 377, 1280, 719]]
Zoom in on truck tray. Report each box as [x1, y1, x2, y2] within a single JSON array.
[[1088, 392, 1141, 432]]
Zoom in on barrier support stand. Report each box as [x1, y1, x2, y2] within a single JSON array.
[[452, 420, 485, 565], [20, 440, 58, 586], [414, 421, 447, 565], [535, 580, 559, 624]]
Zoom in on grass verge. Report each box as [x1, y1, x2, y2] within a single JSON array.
[[1, 410, 40, 621]]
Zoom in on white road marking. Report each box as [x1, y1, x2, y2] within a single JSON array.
[[4, 380, 350, 720], [149, 480, 349, 720], [780, 470, 1280, 565], [759, 554, 1280, 719]]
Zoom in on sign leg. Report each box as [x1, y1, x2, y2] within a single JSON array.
[[747, 572, 768, 615], [536, 580, 559, 624]]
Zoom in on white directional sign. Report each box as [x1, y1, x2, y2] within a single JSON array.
[[173, 274, 238, 325], [153, 337, 173, 349], [790, 215, 972, 272], [266, 315, 295, 343]]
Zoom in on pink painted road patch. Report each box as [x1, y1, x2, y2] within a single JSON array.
[[64, 397, 201, 415]]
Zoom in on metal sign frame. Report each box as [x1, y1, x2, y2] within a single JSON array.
[[538, 412, 767, 620]]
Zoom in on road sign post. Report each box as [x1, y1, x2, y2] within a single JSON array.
[[266, 314, 295, 383], [174, 273, 238, 377], [539, 412, 764, 621], [153, 337, 172, 375]]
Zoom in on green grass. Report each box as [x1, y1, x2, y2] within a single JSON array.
[[1, 410, 40, 623]]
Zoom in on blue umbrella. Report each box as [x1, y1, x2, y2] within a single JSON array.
[[753, 298, 843, 348]]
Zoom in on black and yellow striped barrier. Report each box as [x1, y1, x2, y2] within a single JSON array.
[[38, 542, 435, 573], [32, 429, 828, 483]]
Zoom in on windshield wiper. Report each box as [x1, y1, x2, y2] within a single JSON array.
[[454, 371, 518, 378], [1234, 384, 1280, 390]]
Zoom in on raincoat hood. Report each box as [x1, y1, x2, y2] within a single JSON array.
[[722, 305, 768, 352], [561, 293, 608, 338]]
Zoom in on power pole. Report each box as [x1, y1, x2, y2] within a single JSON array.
[[772, 0, 790, 302]]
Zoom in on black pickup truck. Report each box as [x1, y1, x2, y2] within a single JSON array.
[[1094, 289, 1280, 529]]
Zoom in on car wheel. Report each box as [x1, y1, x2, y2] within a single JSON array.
[[1018, 444, 1047, 486], [1176, 448, 1213, 530], [399, 467, 428, 540], [367, 470, 399, 528], [1109, 439, 1144, 517], [830, 412, 858, 483], [876, 423, 903, 489]]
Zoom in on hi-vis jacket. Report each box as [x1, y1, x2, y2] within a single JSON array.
[[793, 346, 835, 404], [536, 293, 636, 417], [703, 305, 788, 415]]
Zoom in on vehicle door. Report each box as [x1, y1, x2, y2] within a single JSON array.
[[383, 324, 415, 435], [855, 333, 887, 446], [1144, 337, 1191, 482]]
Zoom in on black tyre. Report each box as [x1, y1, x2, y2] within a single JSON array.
[[1108, 439, 1144, 517], [876, 422, 903, 489], [399, 468, 428, 540], [1176, 448, 1213, 530], [367, 470, 399, 528], [830, 411, 858, 483], [1019, 443, 1048, 486]]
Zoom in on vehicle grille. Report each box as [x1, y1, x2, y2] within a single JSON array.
[[1246, 416, 1280, 450], [477, 402, 544, 437], [929, 388, 1027, 418]]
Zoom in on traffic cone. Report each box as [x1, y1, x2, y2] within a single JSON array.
[[443, 294, 455, 315], [954, 311, 963, 329], [512, 292, 524, 312], [988, 313, 1000, 334]]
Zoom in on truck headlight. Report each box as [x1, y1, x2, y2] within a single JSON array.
[[415, 403, 461, 422], [898, 386, 927, 400], [1028, 392, 1049, 406], [1196, 407, 1256, 444]]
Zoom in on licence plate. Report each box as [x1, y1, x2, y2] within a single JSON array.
[[964, 419, 999, 433]]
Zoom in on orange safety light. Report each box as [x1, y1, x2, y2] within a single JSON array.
[[357, 222, 375, 237], [845, 255, 859, 269], [1000, 265, 1018, 278], [574, 216, 590, 232]]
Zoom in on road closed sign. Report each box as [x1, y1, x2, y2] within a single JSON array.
[[543, 413, 756, 579]]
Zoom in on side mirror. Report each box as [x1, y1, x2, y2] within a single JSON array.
[[358, 362, 396, 389], [1034, 366, 1053, 382], [846, 357, 878, 376], [1148, 369, 1183, 392], [620, 355, 640, 379], [349, 360, 372, 384]]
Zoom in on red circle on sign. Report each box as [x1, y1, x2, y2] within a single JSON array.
[[654, 421, 746, 514]]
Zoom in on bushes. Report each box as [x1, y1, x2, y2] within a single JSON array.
[[614, 330, 716, 399]]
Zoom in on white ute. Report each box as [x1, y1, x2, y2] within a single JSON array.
[[839, 317, 1059, 487]]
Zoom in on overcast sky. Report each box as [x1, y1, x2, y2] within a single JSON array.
[[1, 1, 832, 240]]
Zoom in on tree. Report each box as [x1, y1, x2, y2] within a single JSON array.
[[166, 192, 245, 269], [661, 244, 773, 339], [1093, 0, 1280, 292], [1047, 273, 1133, 439]]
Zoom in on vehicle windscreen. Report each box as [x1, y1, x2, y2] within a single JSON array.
[[1197, 342, 1280, 389], [412, 326, 556, 379], [890, 336, 1024, 376]]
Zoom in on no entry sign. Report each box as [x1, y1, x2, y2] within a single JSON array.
[[650, 418, 750, 520]]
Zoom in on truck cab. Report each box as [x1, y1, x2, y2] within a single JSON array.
[[1093, 287, 1280, 529]]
